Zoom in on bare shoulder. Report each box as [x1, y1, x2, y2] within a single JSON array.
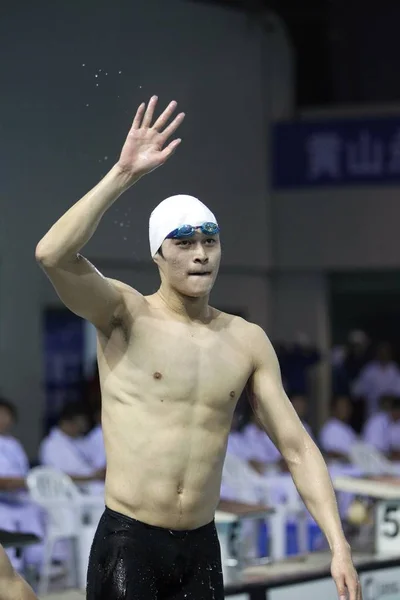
[[220, 313, 276, 366], [212, 310, 270, 348]]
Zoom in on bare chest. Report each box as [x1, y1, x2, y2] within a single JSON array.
[[100, 316, 252, 408]]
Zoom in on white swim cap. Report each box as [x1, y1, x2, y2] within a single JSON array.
[[149, 194, 218, 257]]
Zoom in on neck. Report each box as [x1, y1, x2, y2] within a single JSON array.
[[155, 283, 211, 322], [59, 424, 77, 438]]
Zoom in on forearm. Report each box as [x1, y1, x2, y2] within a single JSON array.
[[0, 575, 37, 600], [0, 545, 37, 600], [36, 164, 136, 264], [286, 440, 348, 552], [0, 478, 26, 492]]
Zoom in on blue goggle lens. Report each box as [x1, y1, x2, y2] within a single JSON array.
[[167, 222, 220, 239]]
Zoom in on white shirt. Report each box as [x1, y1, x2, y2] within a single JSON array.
[[226, 431, 250, 460], [389, 421, 400, 451], [242, 423, 281, 463], [81, 425, 106, 470], [352, 361, 400, 416], [0, 435, 30, 503], [319, 418, 358, 456], [362, 411, 391, 453], [39, 427, 95, 476]]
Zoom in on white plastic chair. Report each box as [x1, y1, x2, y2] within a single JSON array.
[[349, 442, 398, 476], [221, 454, 308, 560], [26, 466, 83, 595]]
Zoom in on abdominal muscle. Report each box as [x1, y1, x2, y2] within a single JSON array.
[[102, 389, 231, 530]]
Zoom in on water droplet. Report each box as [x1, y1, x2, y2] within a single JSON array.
[[104, 156, 108, 160], [120, 222, 124, 227], [139, 85, 142, 89], [98, 69, 102, 72], [123, 237, 127, 241], [105, 72, 108, 75], [118, 71, 122, 74], [95, 74, 98, 78], [96, 83, 99, 87], [86, 103, 90, 107], [114, 221, 118, 224]]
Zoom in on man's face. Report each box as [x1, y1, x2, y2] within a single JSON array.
[[155, 231, 221, 298], [68, 415, 89, 437], [377, 342, 392, 364], [0, 407, 14, 435], [335, 396, 352, 422]]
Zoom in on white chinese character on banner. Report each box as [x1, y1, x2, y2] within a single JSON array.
[[387, 129, 400, 173], [346, 130, 383, 175], [306, 133, 342, 179]]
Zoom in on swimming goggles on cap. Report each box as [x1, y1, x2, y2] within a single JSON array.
[[166, 222, 220, 239]]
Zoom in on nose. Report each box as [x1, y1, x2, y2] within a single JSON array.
[[193, 243, 209, 264]]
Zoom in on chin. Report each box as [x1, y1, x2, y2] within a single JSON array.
[[179, 282, 215, 298]]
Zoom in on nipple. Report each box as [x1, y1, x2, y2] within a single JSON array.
[[230, 391, 235, 398], [153, 372, 162, 380]]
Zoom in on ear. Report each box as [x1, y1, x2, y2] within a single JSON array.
[[153, 252, 162, 267]]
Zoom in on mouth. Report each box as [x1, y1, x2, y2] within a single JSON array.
[[188, 272, 211, 277]]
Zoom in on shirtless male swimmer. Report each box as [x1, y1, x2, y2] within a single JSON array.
[[36, 97, 362, 600]]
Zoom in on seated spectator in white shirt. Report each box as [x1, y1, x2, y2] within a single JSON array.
[[0, 399, 44, 571], [242, 413, 281, 474], [81, 409, 106, 471], [39, 403, 105, 488], [289, 394, 314, 439], [320, 395, 358, 462], [352, 342, 400, 417], [362, 394, 392, 454]]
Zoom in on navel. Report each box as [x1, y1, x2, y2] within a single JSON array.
[[153, 372, 162, 380]]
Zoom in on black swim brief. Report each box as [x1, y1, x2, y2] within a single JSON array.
[[86, 506, 224, 600]]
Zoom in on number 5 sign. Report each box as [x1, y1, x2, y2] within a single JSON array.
[[376, 501, 400, 554]]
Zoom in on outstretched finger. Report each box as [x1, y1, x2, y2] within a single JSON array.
[[334, 575, 346, 600], [160, 138, 182, 162], [142, 96, 158, 128], [159, 112, 186, 144], [152, 100, 178, 131], [131, 103, 146, 130]]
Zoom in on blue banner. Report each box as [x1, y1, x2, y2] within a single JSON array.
[[43, 309, 84, 433], [272, 116, 400, 189]]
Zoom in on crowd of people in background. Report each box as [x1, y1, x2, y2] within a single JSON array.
[[227, 332, 400, 479], [1, 329, 400, 576]]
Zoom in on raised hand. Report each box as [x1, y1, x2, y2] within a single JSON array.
[[118, 96, 185, 181]]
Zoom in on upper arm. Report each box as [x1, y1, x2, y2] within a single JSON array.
[[248, 324, 312, 459], [36, 252, 137, 334]]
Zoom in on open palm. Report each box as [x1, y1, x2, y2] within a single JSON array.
[[118, 96, 185, 179]]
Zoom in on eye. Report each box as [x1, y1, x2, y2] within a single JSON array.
[[176, 240, 191, 247], [204, 238, 216, 245]]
